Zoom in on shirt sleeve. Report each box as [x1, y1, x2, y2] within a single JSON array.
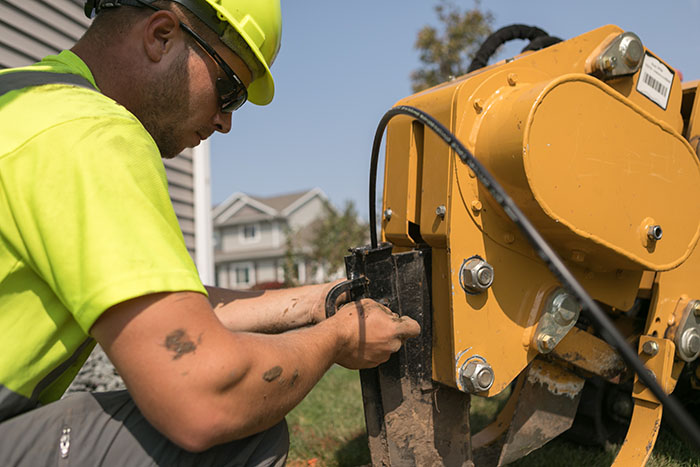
[[0, 113, 206, 334]]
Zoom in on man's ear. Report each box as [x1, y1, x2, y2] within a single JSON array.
[[142, 10, 182, 63]]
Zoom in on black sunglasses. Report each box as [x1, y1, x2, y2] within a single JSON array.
[[136, 0, 248, 113]]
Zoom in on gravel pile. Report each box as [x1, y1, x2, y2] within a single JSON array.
[[65, 344, 125, 394]]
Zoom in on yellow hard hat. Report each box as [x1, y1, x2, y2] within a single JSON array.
[[85, 0, 282, 105], [201, 0, 282, 105]]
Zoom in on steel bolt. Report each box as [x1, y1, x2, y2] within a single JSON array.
[[460, 360, 495, 393], [619, 35, 643, 68], [603, 56, 617, 71], [507, 73, 518, 86], [647, 225, 663, 241], [642, 340, 659, 356], [537, 334, 557, 353], [476, 268, 493, 287], [473, 99, 483, 113], [551, 292, 581, 326], [436, 205, 447, 219], [571, 250, 586, 263], [682, 329, 700, 357], [471, 200, 482, 213], [460, 258, 495, 293], [383, 209, 393, 221]]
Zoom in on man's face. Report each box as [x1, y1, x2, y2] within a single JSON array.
[[137, 25, 252, 159]]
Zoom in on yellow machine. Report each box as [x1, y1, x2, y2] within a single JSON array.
[[330, 24, 700, 465]]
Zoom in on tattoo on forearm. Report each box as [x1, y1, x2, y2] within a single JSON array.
[[164, 329, 201, 360], [262, 366, 283, 382]]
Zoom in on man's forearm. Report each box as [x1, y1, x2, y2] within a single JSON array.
[[200, 319, 344, 446], [206, 283, 333, 333], [93, 292, 420, 452]]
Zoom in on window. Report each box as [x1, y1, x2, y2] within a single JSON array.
[[235, 266, 250, 284], [230, 261, 254, 287], [213, 230, 221, 250], [243, 225, 257, 238], [239, 223, 261, 243]]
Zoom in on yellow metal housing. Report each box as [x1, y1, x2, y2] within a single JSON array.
[[381, 24, 700, 398]]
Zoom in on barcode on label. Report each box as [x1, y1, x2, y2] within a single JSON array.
[[642, 73, 668, 98], [636, 52, 674, 110]]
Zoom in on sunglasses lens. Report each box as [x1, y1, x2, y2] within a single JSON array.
[[216, 78, 247, 113]]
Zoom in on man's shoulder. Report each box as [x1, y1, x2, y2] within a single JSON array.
[[0, 50, 147, 142], [0, 79, 152, 159]]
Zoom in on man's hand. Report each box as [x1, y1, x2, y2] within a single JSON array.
[[329, 299, 421, 369], [309, 279, 351, 324]]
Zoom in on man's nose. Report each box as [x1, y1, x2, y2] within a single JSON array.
[[213, 111, 232, 134]]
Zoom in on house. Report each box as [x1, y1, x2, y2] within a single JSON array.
[[0, 1, 214, 283], [212, 188, 331, 289]]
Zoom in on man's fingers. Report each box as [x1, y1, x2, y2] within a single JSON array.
[[396, 316, 421, 339]]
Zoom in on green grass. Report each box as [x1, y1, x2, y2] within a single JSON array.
[[286, 365, 369, 466], [286, 368, 699, 466]]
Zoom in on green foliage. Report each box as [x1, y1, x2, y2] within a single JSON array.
[[411, 0, 493, 92], [309, 200, 368, 282], [283, 225, 299, 287]]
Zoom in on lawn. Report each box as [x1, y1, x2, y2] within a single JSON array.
[[286, 366, 699, 467]]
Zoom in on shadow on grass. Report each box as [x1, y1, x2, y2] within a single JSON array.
[[334, 431, 371, 467]]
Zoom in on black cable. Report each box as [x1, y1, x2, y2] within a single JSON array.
[[522, 35, 562, 53], [467, 24, 560, 73], [368, 104, 700, 449]]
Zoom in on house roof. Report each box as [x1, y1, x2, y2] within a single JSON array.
[[249, 191, 307, 212], [213, 188, 327, 226]]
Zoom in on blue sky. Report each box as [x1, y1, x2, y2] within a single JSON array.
[[210, 1, 700, 217]]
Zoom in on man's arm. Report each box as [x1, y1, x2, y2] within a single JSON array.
[[206, 281, 343, 333], [91, 291, 419, 452]]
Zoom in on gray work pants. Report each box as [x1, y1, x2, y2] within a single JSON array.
[[0, 390, 289, 466]]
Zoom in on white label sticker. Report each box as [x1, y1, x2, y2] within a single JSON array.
[[636, 53, 674, 110]]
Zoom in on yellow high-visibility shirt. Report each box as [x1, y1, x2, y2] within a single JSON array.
[[0, 50, 206, 420]]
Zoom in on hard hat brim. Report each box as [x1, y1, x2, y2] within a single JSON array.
[[206, 2, 276, 106]]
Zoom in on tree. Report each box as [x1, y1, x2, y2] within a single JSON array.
[[309, 200, 369, 282], [411, 0, 493, 93], [282, 225, 300, 287]]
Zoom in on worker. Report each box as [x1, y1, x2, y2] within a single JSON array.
[[0, 0, 421, 464]]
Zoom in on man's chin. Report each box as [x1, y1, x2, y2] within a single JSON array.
[[158, 141, 187, 159]]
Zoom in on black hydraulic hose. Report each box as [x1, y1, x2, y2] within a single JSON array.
[[467, 24, 556, 73], [368, 105, 700, 449]]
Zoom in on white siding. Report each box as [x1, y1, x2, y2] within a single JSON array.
[[288, 195, 325, 230], [256, 259, 278, 284], [220, 220, 278, 252]]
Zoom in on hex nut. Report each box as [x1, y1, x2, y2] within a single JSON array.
[[642, 340, 659, 356], [460, 360, 494, 393], [435, 205, 446, 219], [647, 225, 663, 241], [460, 258, 494, 293], [383, 209, 393, 221], [536, 333, 557, 353]]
